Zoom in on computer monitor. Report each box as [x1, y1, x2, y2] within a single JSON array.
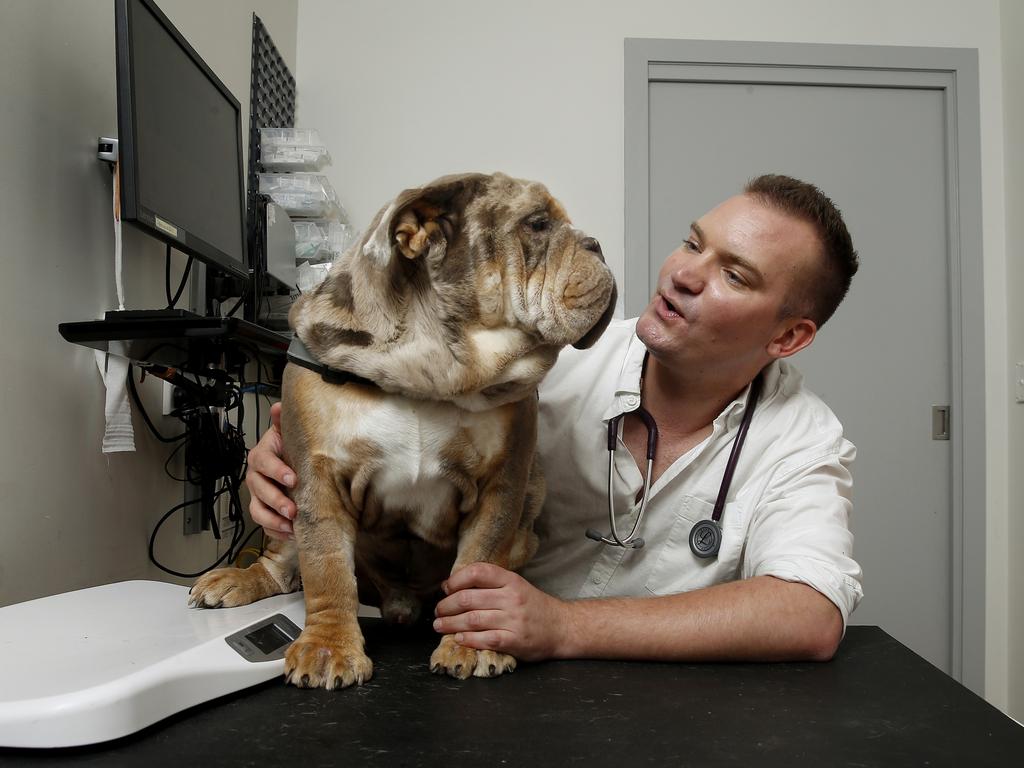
[[114, 0, 248, 283]]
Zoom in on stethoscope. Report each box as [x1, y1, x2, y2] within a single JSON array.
[[585, 355, 764, 559]]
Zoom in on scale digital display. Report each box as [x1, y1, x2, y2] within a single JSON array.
[[225, 614, 301, 662], [247, 622, 292, 654]]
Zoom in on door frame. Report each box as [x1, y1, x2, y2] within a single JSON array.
[[624, 38, 985, 693]]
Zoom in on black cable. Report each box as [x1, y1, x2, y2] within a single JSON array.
[[255, 362, 261, 440], [233, 339, 278, 386], [146, 356, 256, 578], [164, 245, 194, 309], [150, 447, 248, 577], [264, 392, 275, 432], [170, 257, 193, 309], [208, 480, 223, 541], [233, 341, 282, 441], [233, 524, 265, 561], [222, 476, 246, 558], [217, 430, 250, 565], [163, 439, 189, 482], [194, 385, 236, 538], [225, 294, 245, 317], [241, 351, 261, 445], [148, 488, 244, 579], [235, 352, 252, 433], [126, 365, 187, 443], [164, 243, 172, 306], [236, 353, 249, 427], [150, 399, 250, 577]]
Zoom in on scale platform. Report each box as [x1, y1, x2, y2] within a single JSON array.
[[0, 580, 305, 748]]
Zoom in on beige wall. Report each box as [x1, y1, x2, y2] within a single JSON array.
[[294, 0, 1015, 714], [0, 1, 297, 603]]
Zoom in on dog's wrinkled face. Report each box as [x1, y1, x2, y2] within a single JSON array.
[[359, 172, 617, 351], [290, 172, 617, 407]]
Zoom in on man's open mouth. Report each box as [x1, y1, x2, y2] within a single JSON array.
[[660, 294, 683, 318]]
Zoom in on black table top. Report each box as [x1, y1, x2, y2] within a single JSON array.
[[3, 623, 1021, 767]]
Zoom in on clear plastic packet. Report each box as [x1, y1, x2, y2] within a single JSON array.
[[258, 173, 344, 219], [259, 128, 330, 172]]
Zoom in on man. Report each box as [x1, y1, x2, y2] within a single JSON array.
[[246, 174, 863, 664]]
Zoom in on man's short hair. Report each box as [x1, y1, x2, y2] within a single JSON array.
[[744, 174, 858, 328]]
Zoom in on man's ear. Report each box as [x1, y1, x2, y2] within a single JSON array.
[[767, 317, 817, 359], [361, 173, 486, 268]]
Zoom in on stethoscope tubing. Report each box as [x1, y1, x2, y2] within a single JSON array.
[[710, 373, 764, 523], [587, 366, 764, 555]]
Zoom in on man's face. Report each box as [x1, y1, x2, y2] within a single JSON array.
[[635, 193, 820, 379]]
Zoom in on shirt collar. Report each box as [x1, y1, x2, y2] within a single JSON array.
[[600, 332, 648, 421]]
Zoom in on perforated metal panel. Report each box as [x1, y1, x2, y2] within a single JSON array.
[[246, 14, 295, 321]]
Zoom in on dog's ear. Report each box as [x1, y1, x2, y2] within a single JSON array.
[[362, 173, 486, 268]]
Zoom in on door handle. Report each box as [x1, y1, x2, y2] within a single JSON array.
[[932, 405, 950, 440]]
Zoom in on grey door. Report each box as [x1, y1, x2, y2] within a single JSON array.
[[625, 41, 985, 689]]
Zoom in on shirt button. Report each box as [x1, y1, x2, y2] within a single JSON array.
[[592, 575, 602, 584], [624, 395, 639, 407]]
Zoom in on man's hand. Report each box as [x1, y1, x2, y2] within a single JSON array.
[[432, 563, 573, 662], [436, 570, 842, 663], [246, 402, 297, 540]]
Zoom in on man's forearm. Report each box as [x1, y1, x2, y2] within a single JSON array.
[[557, 575, 843, 663]]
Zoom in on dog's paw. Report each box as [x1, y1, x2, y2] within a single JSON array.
[[284, 630, 373, 690], [429, 634, 517, 679], [189, 567, 277, 608]]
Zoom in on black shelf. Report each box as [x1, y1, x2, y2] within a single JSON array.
[[58, 315, 288, 376]]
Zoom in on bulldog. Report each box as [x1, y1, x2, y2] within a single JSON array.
[[189, 172, 617, 688]]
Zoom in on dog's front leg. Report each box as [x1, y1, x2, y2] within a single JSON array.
[[429, 469, 535, 680], [285, 457, 373, 689], [190, 536, 300, 608], [429, 398, 544, 680]]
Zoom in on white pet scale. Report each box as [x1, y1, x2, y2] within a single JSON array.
[[0, 580, 305, 748]]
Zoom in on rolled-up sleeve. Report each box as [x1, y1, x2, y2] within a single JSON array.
[[741, 437, 864, 630]]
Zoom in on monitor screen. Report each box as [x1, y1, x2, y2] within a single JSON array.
[[115, 0, 248, 281]]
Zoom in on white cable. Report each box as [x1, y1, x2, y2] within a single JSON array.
[[94, 162, 135, 453], [113, 163, 125, 310]]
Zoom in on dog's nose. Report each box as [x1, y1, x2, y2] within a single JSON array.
[[580, 237, 603, 255]]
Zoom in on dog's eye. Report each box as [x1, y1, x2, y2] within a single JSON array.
[[527, 217, 550, 233]]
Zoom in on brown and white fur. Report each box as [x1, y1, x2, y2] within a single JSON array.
[[189, 172, 617, 688]]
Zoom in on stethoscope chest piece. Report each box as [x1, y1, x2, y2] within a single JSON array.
[[688, 519, 722, 559]]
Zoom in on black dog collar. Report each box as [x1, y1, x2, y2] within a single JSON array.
[[286, 336, 378, 388]]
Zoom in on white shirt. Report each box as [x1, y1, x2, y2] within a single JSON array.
[[521, 319, 864, 628]]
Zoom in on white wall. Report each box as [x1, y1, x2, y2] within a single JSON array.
[[0, 0, 297, 605], [294, 0, 1015, 714]]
